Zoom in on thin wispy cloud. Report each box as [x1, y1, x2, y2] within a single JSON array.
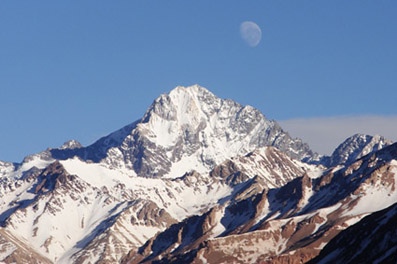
[[279, 115, 397, 155]]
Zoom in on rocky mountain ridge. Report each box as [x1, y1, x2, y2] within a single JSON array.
[[0, 85, 396, 263], [325, 133, 393, 167], [51, 85, 318, 178], [123, 142, 397, 263]]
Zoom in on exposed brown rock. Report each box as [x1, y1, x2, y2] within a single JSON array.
[[0, 228, 52, 264]]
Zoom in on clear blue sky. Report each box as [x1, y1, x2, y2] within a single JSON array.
[[1, 1, 396, 162]]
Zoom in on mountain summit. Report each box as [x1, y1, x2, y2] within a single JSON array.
[[326, 133, 393, 167], [54, 85, 317, 178]]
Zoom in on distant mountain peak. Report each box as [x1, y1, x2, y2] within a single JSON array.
[[327, 133, 393, 166], [59, 140, 83, 150]]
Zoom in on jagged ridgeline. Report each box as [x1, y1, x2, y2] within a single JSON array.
[[50, 85, 318, 178], [0, 85, 395, 264]]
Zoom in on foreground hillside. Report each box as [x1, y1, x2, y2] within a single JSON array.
[[0, 85, 395, 263]]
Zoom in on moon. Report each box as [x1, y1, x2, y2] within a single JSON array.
[[240, 21, 262, 47]]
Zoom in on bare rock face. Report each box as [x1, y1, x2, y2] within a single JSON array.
[[34, 161, 76, 194], [130, 200, 176, 227]]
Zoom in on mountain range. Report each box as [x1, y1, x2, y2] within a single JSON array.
[[0, 85, 396, 263]]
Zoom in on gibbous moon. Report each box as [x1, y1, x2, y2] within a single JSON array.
[[240, 21, 262, 47]]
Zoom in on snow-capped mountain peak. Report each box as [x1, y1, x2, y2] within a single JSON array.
[[96, 85, 316, 178], [327, 133, 393, 167], [59, 140, 83, 150]]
